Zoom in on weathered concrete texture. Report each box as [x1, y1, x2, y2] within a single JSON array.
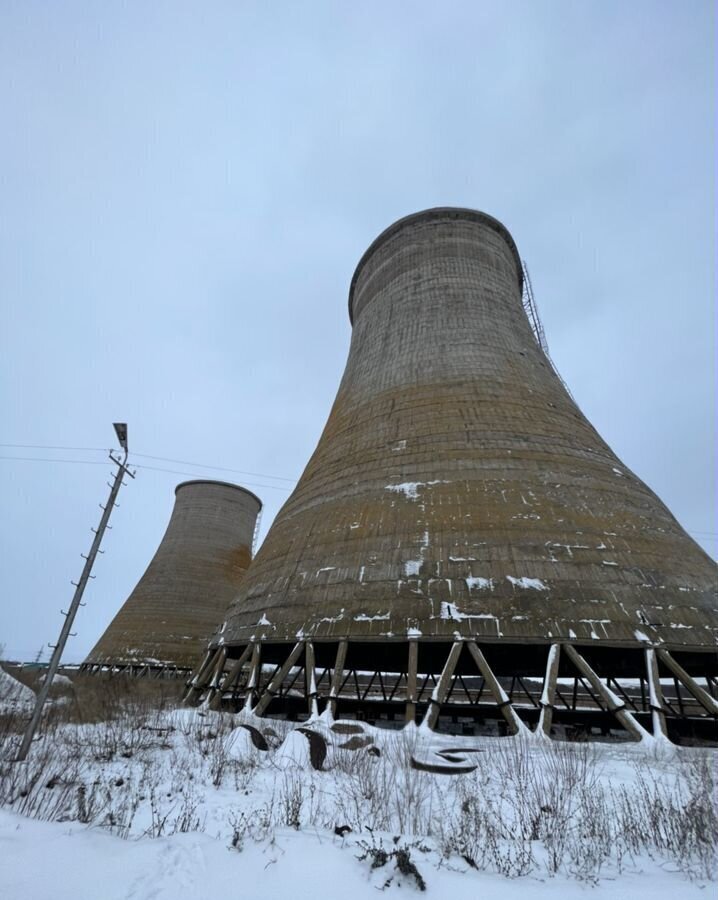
[[86, 481, 261, 669], [218, 208, 717, 654]]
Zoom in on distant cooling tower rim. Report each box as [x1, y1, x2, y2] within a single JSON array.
[[348, 206, 524, 324], [174, 480, 263, 508]]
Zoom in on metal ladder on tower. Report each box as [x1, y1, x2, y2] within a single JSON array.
[[521, 260, 577, 405]]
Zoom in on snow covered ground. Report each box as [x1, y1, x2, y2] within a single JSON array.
[[38, 671, 74, 688], [0, 667, 35, 715], [0, 694, 715, 899], [1, 806, 711, 900]]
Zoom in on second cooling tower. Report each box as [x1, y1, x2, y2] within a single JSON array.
[[84, 480, 261, 673]]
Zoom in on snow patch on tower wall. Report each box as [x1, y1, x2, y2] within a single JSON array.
[[385, 480, 449, 500], [465, 576, 493, 591], [507, 576, 548, 590]]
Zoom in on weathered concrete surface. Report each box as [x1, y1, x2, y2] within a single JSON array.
[[217, 208, 717, 654], [86, 481, 261, 669]]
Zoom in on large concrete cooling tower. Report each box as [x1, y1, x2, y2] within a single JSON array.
[[187, 208, 717, 742], [84, 480, 262, 675]]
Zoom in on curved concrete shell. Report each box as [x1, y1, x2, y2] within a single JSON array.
[[85, 480, 261, 672], [188, 208, 717, 741]]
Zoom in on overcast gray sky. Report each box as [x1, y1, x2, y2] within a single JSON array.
[[1, 1, 714, 662]]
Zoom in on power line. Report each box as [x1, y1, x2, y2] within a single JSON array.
[[132, 463, 292, 492], [0, 443, 297, 483], [0, 456, 107, 465], [0, 455, 293, 492], [131, 452, 297, 483], [0, 443, 108, 452]]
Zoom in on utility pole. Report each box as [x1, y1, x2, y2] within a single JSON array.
[[16, 423, 134, 761]]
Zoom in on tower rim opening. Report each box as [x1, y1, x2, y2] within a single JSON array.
[[174, 479, 263, 508], [348, 206, 524, 324]]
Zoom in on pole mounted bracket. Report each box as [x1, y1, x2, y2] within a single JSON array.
[[109, 451, 135, 479]]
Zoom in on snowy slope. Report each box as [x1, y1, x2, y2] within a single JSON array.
[[0, 706, 715, 898], [0, 808, 712, 900]]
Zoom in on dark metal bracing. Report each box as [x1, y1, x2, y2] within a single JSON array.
[[79, 662, 191, 679], [184, 639, 718, 745]]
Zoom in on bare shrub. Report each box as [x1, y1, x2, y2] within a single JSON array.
[[65, 674, 183, 726], [332, 746, 394, 832], [278, 773, 304, 829], [435, 771, 535, 877], [612, 751, 717, 881], [228, 801, 275, 851], [356, 832, 428, 891], [434, 737, 716, 883], [170, 783, 205, 834]]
